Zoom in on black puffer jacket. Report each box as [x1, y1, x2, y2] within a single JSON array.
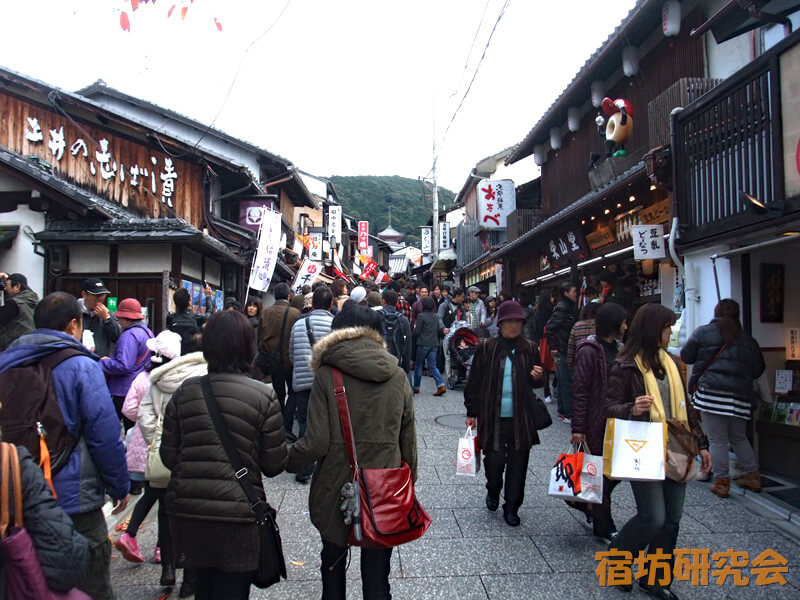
[[1, 446, 90, 593], [681, 322, 765, 400], [160, 373, 287, 522], [545, 297, 577, 354]]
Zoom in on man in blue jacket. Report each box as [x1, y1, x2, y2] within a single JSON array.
[[0, 291, 130, 600]]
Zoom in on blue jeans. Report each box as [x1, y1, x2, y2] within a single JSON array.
[[414, 346, 444, 388], [554, 353, 572, 418]]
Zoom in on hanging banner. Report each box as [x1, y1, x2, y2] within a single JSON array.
[[362, 258, 378, 280], [332, 248, 349, 280], [376, 270, 388, 284], [632, 224, 666, 260], [358, 221, 369, 251], [308, 229, 324, 261], [291, 258, 320, 294], [248, 210, 283, 292], [238, 200, 275, 233], [476, 179, 516, 229], [327, 204, 342, 243], [421, 227, 432, 254], [439, 221, 451, 249]]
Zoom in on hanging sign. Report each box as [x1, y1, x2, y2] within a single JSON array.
[[544, 225, 589, 265], [439, 221, 451, 249], [327, 205, 342, 243], [632, 224, 666, 260], [476, 179, 516, 229], [291, 258, 320, 294], [238, 201, 274, 233], [639, 199, 670, 225], [248, 210, 283, 292], [308, 230, 324, 261], [361, 258, 378, 280], [421, 227, 432, 254], [787, 328, 800, 361], [358, 221, 369, 251], [586, 226, 616, 250]]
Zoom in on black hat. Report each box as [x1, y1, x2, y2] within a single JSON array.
[[82, 277, 110, 295], [8, 273, 28, 289]]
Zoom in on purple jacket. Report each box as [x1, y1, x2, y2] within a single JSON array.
[[101, 323, 153, 397]]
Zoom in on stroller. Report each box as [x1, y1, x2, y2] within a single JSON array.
[[447, 326, 479, 389]]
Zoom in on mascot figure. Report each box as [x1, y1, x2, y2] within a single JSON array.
[[595, 97, 634, 158]]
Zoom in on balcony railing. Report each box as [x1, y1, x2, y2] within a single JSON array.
[[507, 208, 543, 241], [648, 77, 722, 149]]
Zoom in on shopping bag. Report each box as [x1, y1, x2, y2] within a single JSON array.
[[548, 450, 584, 498], [603, 418, 667, 481], [539, 328, 555, 372], [573, 449, 603, 504], [456, 426, 480, 476]]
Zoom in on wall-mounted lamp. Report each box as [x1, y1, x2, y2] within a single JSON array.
[[740, 191, 785, 216], [616, 203, 622, 208], [650, 184, 657, 191], [604, 208, 611, 215], [629, 195, 636, 202], [590, 215, 596, 221]]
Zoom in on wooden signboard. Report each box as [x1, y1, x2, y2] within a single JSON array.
[[639, 199, 671, 225], [586, 226, 616, 250]]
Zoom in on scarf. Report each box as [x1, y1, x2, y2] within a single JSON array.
[[633, 349, 687, 424]]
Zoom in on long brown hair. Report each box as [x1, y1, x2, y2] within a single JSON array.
[[713, 299, 742, 345], [617, 303, 676, 378]]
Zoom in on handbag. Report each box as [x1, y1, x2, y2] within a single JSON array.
[[199, 376, 286, 588], [539, 328, 556, 372], [145, 415, 171, 488], [0, 443, 90, 600], [332, 367, 432, 549], [665, 419, 699, 482], [529, 388, 553, 430]]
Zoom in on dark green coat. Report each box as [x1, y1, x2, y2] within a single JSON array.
[[0, 288, 38, 350], [287, 326, 417, 546]]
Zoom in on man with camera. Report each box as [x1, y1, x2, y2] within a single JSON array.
[[0, 272, 39, 351]]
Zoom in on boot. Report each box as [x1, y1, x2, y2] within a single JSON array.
[[433, 385, 447, 396], [735, 471, 762, 492], [160, 564, 176, 586], [710, 477, 730, 498]]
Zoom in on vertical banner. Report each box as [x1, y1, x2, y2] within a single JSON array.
[[439, 221, 451, 249], [362, 259, 378, 280], [291, 258, 320, 294], [632, 224, 666, 260], [358, 221, 369, 251], [327, 204, 342, 243], [248, 210, 283, 292], [495, 263, 503, 296], [332, 248, 349, 280], [309, 231, 324, 261], [421, 226, 432, 254], [476, 179, 516, 229]]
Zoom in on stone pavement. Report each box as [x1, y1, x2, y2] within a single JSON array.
[[110, 374, 800, 599]]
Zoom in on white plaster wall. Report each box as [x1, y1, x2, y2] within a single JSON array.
[[68, 245, 110, 274], [702, 0, 753, 80], [682, 244, 733, 333], [0, 205, 45, 297], [118, 244, 171, 273], [182, 247, 202, 281], [205, 258, 221, 287]]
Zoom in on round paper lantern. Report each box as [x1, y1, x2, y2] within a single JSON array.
[[567, 107, 581, 132], [662, 1, 681, 37], [591, 81, 605, 107]]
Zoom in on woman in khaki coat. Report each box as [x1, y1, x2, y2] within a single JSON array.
[[287, 305, 417, 600]]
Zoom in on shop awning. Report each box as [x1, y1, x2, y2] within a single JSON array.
[[430, 248, 457, 273], [0, 225, 19, 249]]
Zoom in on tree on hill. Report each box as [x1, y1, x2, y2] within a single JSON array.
[[328, 175, 456, 247]]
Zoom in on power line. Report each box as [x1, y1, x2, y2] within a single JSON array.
[[434, 0, 510, 169], [450, 0, 492, 98]]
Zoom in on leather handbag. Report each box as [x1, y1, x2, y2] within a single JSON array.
[[529, 388, 553, 430], [0, 443, 90, 600], [332, 367, 431, 549], [200, 376, 286, 588], [665, 419, 699, 483]]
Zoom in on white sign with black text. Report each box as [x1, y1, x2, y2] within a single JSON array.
[[439, 221, 451, 249], [248, 210, 283, 292], [476, 179, 516, 229], [632, 224, 666, 260], [421, 227, 432, 254], [327, 205, 342, 243]]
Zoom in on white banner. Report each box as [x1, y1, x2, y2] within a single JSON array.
[[248, 210, 283, 292], [632, 224, 666, 260], [421, 226, 432, 254], [309, 231, 324, 261], [327, 205, 342, 243], [291, 258, 321, 294], [439, 221, 450, 249], [476, 179, 516, 229]]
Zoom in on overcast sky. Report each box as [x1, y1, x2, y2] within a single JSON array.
[[0, 0, 638, 192]]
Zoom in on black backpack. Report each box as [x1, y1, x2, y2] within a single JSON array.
[[381, 311, 407, 366], [0, 348, 82, 481]]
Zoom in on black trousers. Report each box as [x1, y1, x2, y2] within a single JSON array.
[[321, 539, 392, 600], [194, 568, 254, 600], [483, 418, 530, 514], [270, 366, 293, 428], [566, 475, 620, 538]]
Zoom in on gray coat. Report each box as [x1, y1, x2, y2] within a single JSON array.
[[289, 310, 334, 391], [414, 310, 442, 347]]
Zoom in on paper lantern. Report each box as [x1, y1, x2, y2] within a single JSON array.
[[567, 107, 580, 132], [591, 81, 604, 107], [662, 1, 681, 37], [533, 144, 547, 166], [622, 46, 639, 77], [550, 127, 562, 150]]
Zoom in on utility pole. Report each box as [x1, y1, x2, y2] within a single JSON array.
[[432, 123, 439, 263]]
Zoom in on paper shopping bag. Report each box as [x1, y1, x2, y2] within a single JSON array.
[[603, 418, 667, 481], [456, 426, 480, 476], [548, 451, 584, 498]]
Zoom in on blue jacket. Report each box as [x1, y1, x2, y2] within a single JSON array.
[[0, 330, 129, 514], [101, 323, 152, 397]]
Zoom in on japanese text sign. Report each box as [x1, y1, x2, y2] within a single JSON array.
[[291, 258, 320, 294], [633, 224, 666, 260], [421, 227, 432, 254], [639, 199, 671, 225], [248, 210, 283, 292], [308, 229, 324, 261], [545, 225, 589, 265], [327, 205, 342, 243], [787, 328, 800, 361], [358, 221, 369, 250], [440, 221, 451, 249], [586, 227, 616, 250], [476, 179, 516, 229]]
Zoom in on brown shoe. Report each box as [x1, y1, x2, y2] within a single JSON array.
[[413, 388, 420, 394], [433, 385, 447, 396], [710, 477, 730, 498], [735, 471, 762, 492]]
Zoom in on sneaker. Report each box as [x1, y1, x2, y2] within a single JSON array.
[[544, 395, 553, 404], [558, 414, 572, 424], [153, 546, 161, 564], [114, 533, 144, 563]]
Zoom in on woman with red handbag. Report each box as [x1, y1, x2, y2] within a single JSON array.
[[287, 305, 418, 600], [532, 290, 555, 403]]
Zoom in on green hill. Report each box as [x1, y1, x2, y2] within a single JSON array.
[[328, 175, 456, 247]]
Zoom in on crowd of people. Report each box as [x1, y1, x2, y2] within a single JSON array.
[[0, 268, 771, 600]]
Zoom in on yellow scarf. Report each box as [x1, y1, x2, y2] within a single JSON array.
[[633, 349, 687, 424]]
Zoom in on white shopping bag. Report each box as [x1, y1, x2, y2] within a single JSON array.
[[547, 447, 603, 504], [456, 426, 480, 476], [603, 418, 667, 481]]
